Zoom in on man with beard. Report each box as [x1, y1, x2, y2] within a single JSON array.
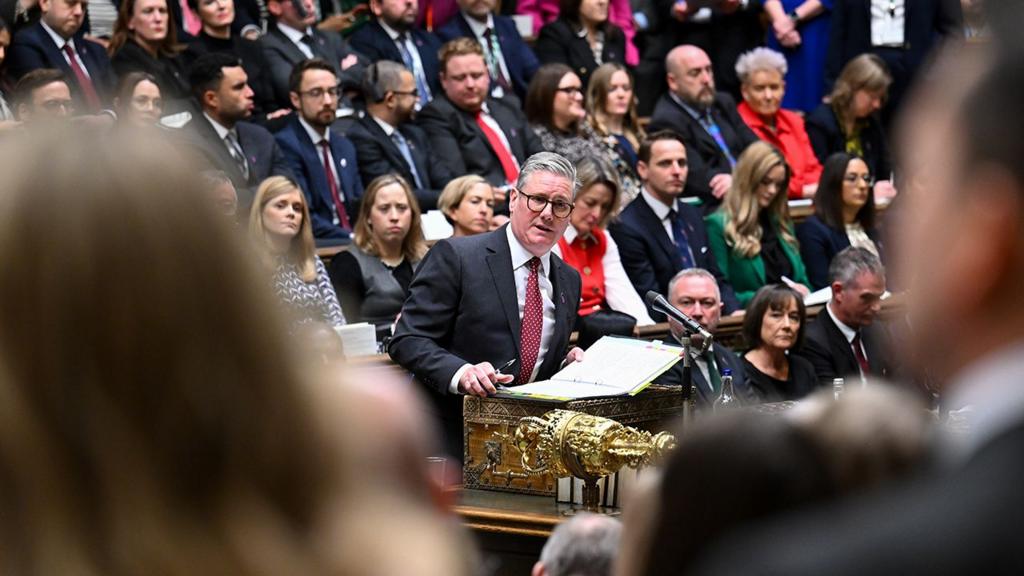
[[349, 0, 441, 106], [274, 58, 363, 243], [647, 44, 758, 209], [346, 60, 453, 210]]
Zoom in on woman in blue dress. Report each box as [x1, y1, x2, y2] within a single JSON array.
[[762, 0, 833, 113]]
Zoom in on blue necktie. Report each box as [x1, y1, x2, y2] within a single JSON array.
[[396, 33, 431, 104], [701, 111, 737, 168], [391, 130, 425, 189], [669, 209, 696, 270]]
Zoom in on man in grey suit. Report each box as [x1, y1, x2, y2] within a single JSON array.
[[390, 152, 583, 460]]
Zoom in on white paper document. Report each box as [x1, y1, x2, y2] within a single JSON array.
[[496, 336, 684, 401]]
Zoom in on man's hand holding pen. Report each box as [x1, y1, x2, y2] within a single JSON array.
[[458, 359, 515, 397]]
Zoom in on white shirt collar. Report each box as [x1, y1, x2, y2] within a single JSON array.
[[41, 20, 72, 49], [379, 20, 404, 41], [562, 225, 580, 244], [276, 22, 311, 44], [299, 115, 329, 144], [826, 301, 858, 344], [371, 114, 396, 137], [641, 186, 676, 221], [203, 111, 233, 140], [506, 224, 551, 278], [462, 11, 495, 37]]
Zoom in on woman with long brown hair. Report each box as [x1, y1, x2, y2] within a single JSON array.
[[108, 0, 190, 111], [586, 62, 643, 203]]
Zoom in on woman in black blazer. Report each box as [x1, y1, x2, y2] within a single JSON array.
[[796, 152, 884, 290], [533, 0, 625, 89], [108, 0, 191, 113]]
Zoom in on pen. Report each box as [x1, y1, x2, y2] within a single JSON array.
[[494, 358, 516, 376]]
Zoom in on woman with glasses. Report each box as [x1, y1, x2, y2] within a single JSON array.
[[526, 63, 612, 166], [114, 71, 164, 127], [705, 141, 810, 308], [797, 152, 883, 289]]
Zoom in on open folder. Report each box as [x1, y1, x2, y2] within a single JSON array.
[[495, 336, 685, 401]]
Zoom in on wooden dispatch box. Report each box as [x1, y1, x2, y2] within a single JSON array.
[[463, 386, 685, 496]]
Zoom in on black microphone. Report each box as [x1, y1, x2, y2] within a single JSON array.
[[645, 291, 714, 346]]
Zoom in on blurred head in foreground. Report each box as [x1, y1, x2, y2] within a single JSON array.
[[0, 128, 471, 576], [533, 512, 621, 576]]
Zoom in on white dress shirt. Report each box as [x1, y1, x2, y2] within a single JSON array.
[[449, 226, 557, 393], [477, 102, 520, 170], [276, 22, 315, 59], [871, 0, 906, 46], [463, 12, 512, 99], [826, 302, 869, 384], [553, 226, 655, 325]]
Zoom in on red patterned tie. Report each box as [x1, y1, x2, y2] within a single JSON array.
[[852, 332, 871, 376], [62, 44, 101, 111], [320, 140, 351, 230], [475, 110, 519, 185], [518, 257, 543, 384]]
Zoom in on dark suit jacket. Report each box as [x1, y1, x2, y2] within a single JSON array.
[[346, 114, 453, 210], [274, 115, 364, 241], [260, 25, 369, 110], [417, 94, 544, 188], [389, 225, 581, 459], [111, 38, 192, 113], [795, 306, 896, 386], [806, 104, 891, 181], [796, 214, 885, 290], [654, 342, 756, 408], [182, 114, 294, 210], [7, 23, 117, 110], [348, 20, 441, 97], [532, 18, 625, 89], [436, 12, 539, 101], [647, 91, 759, 207], [608, 194, 740, 314]]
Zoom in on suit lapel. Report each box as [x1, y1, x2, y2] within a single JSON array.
[[272, 28, 307, 65], [328, 133, 354, 202], [485, 227, 522, 357], [364, 117, 406, 172], [822, 312, 860, 376], [634, 197, 678, 263], [667, 96, 719, 156]]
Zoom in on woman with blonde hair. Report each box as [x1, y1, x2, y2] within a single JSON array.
[[250, 176, 345, 328], [705, 141, 810, 307], [437, 175, 495, 237], [586, 62, 643, 203], [328, 174, 426, 341]]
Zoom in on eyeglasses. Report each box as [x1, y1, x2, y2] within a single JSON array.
[[555, 86, 583, 96], [518, 191, 574, 218], [40, 99, 74, 112], [298, 86, 340, 99], [843, 173, 874, 185], [390, 88, 419, 98]]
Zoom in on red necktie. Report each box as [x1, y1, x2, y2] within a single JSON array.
[[62, 44, 100, 111], [475, 110, 519, 185], [320, 140, 351, 230], [852, 332, 871, 376], [518, 257, 543, 384]]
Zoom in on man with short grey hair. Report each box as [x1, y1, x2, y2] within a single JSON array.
[[795, 246, 896, 385], [390, 152, 583, 459], [532, 513, 622, 576]]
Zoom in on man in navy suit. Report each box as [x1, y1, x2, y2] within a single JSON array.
[[260, 0, 368, 111], [655, 268, 755, 407], [346, 60, 453, 210], [349, 0, 441, 105], [648, 44, 758, 208], [275, 58, 363, 244], [6, 0, 115, 112], [390, 152, 583, 460], [609, 131, 740, 315], [435, 0, 538, 102], [183, 53, 294, 212]]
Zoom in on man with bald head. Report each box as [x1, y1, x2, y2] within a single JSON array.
[[648, 44, 757, 209]]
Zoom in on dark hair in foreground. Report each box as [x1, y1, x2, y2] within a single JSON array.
[[742, 284, 807, 350]]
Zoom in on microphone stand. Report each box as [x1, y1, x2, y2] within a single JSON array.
[[678, 335, 697, 426]]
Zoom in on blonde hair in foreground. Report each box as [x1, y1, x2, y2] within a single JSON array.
[[0, 128, 472, 576]]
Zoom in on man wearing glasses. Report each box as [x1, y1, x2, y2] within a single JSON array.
[[347, 60, 454, 210], [275, 58, 362, 243], [390, 152, 583, 460]]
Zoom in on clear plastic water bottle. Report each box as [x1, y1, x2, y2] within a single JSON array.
[[833, 377, 846, 400], [714, 368, 737, 411]]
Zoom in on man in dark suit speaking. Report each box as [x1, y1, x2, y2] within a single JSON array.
[[390, 152, 583, 459]]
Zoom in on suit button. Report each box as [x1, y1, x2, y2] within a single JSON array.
[[583, 266, 592, 275]]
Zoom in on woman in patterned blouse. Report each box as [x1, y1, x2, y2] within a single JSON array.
[[249, 176, 346, 328], [525, 63, 613, 167]]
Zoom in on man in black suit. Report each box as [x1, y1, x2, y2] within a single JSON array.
[[695, 13, 1024, 573], [346, 60, 453, 210], [389, 152, 583, 459], [348, 0, 440, 105], [796, 246, 896, 386], [183, 53, 293, 210], [648, 44, 758, 208], [655, 268, 755, 407], [435, 0, 538, 102], [260, 0, 368, 110], [609, 131, 739, 315], [6, 0, 115, 112], [418, 37, 543, 197]]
